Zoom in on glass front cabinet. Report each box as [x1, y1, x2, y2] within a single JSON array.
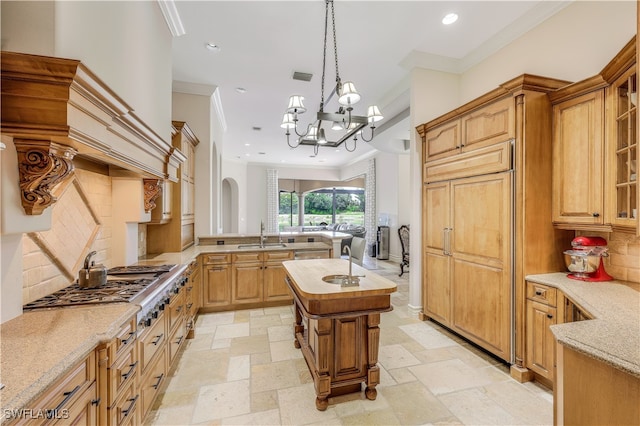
[[607, 63, 638, 233]]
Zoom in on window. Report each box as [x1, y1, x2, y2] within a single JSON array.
[[278, 187, 364, 231]]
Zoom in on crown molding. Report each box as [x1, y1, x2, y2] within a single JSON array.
[[157, 0, 186, 37]]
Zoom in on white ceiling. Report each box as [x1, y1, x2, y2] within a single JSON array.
[[170, 1, 570, 168]]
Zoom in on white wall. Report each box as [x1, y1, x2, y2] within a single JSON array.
[[221, 159, 248, 234]]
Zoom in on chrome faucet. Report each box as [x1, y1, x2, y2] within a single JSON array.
[[342, 245, 364, 287], [260, 220, 266, 248]]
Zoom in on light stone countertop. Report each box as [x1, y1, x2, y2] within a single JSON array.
[[138, 241, 334, 266], [0, 303, 139, 419], [525, 272, 640, 378]]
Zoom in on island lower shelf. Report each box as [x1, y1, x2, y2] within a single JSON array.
[[283, 259, 396, 411]]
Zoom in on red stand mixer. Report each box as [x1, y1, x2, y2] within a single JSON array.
[[563, 236, 613, 282]]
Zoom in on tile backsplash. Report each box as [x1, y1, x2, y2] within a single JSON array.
[[576, 230, 640, 283]]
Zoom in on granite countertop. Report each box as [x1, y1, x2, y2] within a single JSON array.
[[0, 303, 139, 418], [526, 272, 640, 378], [138, 241, 333, 266]]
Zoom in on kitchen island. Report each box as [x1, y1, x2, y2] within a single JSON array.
[[283, 259, 397, 411]]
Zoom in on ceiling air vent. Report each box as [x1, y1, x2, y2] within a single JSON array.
[[292, 71, 313, 82]]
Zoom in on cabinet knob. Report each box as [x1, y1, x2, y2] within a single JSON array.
[[592, 212, 600, 217], [547, 314, 553, 319]]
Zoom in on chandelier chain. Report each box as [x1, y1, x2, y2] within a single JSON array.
[[330, 0, 340, 89], [320, 0, 330, 112]]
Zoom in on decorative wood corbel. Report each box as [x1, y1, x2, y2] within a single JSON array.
[[15, 139, 77, 215], [143, 178, 163, 213]]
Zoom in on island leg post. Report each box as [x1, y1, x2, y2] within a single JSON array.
[[293, 302, 303, 349], [365, 313, 381, 400]]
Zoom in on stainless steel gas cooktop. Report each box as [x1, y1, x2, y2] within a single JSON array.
[[23, 264, 177, 310]]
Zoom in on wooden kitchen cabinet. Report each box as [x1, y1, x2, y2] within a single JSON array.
[[605, 57, 638, 233], [551, 88, 606, 228], [96, 315, 138, 426], [147, 121, 200, 253], [417, 74, 572, 365], [12, 352, 98, 425], [202, 254, 232, 308], [524, 282, 557, 386], [550, 36, 638, 233], [185, 259, 201, 338], [232, 252, 264, 304], [263, 250, 295, 301]]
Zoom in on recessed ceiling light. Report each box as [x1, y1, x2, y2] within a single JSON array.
[[244, 143, 251, 146], [205, 42, 221, 52], [245, 153, 250, 157], [442, 13, 458, 25], [235, 87, 247, 94], [258, 152, 266, 155]]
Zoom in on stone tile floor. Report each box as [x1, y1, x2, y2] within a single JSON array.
[[145, 257, 553, 425]]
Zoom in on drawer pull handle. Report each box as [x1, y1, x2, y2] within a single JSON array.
[[122, 361, 138, 380], [187, 303, 193, 309], [175, 335, 184, 345], [48, 385, 80, 417], [121, 331, 135, 346], [152, 373, 164, 390], [122, 394, 139, 417], [91, 397, 101, 406], [535, 291, 543, 296], [152, 333, 164, 346]]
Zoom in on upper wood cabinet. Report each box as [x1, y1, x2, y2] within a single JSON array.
[[550, 36, 638, 234], [419, 95, 515, 162], [147, 121, 200, 253], [551, 87, 606, 228]]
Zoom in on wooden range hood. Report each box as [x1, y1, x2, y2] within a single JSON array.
[[1, 51, 184, 215]]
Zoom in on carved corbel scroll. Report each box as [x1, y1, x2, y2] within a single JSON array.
[[15, 139, 77, 215], [143, 178, 163, 213]]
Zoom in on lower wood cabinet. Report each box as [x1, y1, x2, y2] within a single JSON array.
[[11, 352, 98, 425], [139, 350, 166, 422], [524, 282, 558, 386], [201, 250, 295, 311]]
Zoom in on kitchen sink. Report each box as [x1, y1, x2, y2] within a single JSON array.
[[321, 275, 360, 286], [237, 243, 287, 249]]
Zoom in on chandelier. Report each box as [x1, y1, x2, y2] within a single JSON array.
[[280, 0, 383, 154]]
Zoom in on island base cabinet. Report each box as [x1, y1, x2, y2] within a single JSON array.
[[294, 308, 381, 411], [555, 343, 640, 425]]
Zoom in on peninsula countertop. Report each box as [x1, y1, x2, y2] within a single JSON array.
[[525, 272, 640, 378]]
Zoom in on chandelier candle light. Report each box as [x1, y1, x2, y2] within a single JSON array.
[[281, 0, 383, 154]]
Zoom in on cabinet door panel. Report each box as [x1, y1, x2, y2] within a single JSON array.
[[424, 182, 449, 252], [264, 263, 292, 301], [203, 264, 231, 307], [452, 259, 511, 360], [424, 251, 450, 324], [526, 299, 556, 380], [552, 90, 605, 224], [462, 96, 515, 150], [424, 120, 461, 161], [451, 173, 512, 268], [232, 263, 263, 304]]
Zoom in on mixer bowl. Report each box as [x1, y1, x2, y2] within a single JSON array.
[[563, 250, 600, 274]]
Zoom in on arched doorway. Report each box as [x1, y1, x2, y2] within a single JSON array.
[[221, 177, 239, 233]]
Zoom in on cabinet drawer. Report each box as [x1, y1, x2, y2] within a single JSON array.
[[14, 354, 96, 425], [232, 252, 263, 263], [202, 254, 231, 265], [264, 250, 294, 262], [139, 349, 166, 422], [461, 95, 514, 149], [526, 282, 557, 307], [423, 119, 461, 161], [167, 317, 187, 365], [167, 289, 185, 333], [109, 379, 139, 426], [138, 313, 166, 374], [107, 344, 137, 407], [108, 317, 137, 363]]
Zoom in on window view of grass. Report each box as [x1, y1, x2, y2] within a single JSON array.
[[279, 188, 365, 230]]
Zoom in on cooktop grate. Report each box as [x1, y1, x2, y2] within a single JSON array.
[[107, 264, 175, 275]]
